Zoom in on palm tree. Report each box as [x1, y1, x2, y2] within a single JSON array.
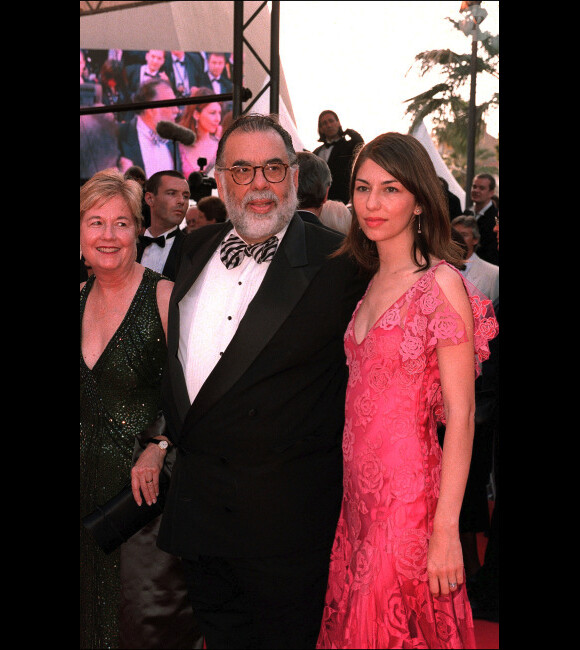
[[404, 17, 498, 184]]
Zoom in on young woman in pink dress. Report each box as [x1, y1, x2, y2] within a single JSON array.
[[316, 133, 498, 649]]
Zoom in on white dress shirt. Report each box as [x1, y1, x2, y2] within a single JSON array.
[[172, 56, 190, 95], [136, 117, 174, 178], [474, 199, 493, 219], [461, 252, 499, 302], [316, 137, 340, 163], [139, 64, 161, 86], [178, 225, 288, 404], [140, 226, 179, 274], [209, 75, 221, 95]]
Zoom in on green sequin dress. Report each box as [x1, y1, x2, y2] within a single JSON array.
[[80, 268, 199, 649]]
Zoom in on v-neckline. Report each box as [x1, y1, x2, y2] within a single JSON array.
[[352, 261, 445, 346], [80, 269, 147, 372]]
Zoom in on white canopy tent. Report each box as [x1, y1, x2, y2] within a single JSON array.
[[250, 80, 305, 152], [411, 121, 466, 211]]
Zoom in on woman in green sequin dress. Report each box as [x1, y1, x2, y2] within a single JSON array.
[[80, 169, 199, 649]]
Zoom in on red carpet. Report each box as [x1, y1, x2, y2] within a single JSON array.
[[472, 502, 498, 649], [474, 617, 499, 649]]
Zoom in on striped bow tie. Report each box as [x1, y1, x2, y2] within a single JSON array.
[[220, 234, 279, 269]]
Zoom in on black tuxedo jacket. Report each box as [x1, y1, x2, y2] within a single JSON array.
[[157, 215, 369, 559], [125, 63, 163, 94], [468, 203, 498, 266], [198, 73, 233, 96], [136, 227, 188, 281], [162, 52, 205, 96], [313, 130, 364, 204]]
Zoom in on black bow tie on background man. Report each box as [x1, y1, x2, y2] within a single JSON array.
[[139, 229, 178, 249]]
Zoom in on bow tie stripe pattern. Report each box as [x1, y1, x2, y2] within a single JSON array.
[[220, 234, 279, 269], [139, 230, 178, 248]]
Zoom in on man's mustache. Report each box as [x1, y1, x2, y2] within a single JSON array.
[[242, 190, 279, 209]]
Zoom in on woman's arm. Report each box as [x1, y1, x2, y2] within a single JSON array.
[[130, 278, 175, 506], [427, 265, 476, 597]]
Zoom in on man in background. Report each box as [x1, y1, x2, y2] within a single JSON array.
[[118, 79, 183, 178], [313, 110, 363, 204], [185, 196, 228, 232], [467, 173, 499, 265], [126, 49, 169, 94], [164, 50, 205, 100], [452, 214, 499, 303], [295, 151, 337, 232], [137, 170, 190, 280], [200, 52, 233, 95]]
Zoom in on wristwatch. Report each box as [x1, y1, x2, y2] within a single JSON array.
[[147, 438, 169, 450]]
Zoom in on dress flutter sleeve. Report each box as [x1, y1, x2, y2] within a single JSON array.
[[424, 266, 498, 378], [467, 283, 499, 375]]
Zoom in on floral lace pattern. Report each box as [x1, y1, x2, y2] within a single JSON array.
[[317, 262, 498, 649]]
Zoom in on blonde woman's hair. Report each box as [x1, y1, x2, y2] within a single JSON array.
[[80, 167, 143, 229]]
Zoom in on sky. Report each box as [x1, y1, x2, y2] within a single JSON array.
[[277, 1, 499, 152]]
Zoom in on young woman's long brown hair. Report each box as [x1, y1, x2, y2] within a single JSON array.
[[335, 132, 465, 274]]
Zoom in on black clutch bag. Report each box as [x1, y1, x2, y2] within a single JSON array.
[[82, 412, 173, 554], [82, 472, 169, 554]]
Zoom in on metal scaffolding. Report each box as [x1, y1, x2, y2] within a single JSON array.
[[80, 1, 281, 119]]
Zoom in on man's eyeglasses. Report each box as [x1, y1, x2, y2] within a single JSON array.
[[216, 163, 292, 185]]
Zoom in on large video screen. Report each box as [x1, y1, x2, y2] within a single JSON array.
[[80, 48, 234, 184]]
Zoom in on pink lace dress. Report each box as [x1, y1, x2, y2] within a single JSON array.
[[317, 261, 498, 649]]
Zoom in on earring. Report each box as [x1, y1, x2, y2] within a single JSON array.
[[415, 210, 422, 234]]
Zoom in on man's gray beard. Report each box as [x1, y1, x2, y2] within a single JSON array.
[[221, 182, 298, 243]]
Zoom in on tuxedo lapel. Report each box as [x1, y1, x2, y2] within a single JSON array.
[[181, 215, 322, 431], [161, 228, 185, 280]]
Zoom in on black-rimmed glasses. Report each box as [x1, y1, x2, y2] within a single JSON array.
[[216, 163, 292, 185]]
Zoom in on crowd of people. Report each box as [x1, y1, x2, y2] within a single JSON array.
[[81, 80, 500, 649]]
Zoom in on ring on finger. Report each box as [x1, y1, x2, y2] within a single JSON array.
[[146, 479, 153, 484], [449, 581, 457, 588]]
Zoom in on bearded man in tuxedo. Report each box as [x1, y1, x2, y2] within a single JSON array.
[[132, 114, 368, 649]]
